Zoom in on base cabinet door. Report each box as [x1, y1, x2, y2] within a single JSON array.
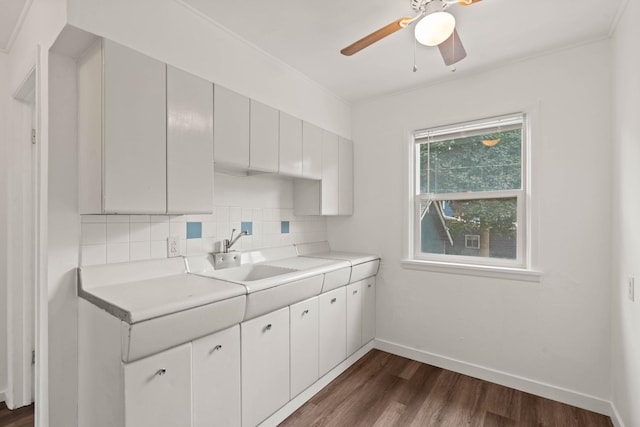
[[346, 281, 363, 356], [290, 297, 319, 398], [362, 277, 376, 344], [318, 287, 347, 377], [192, 325, 241, 427], [123, 343, 192, 427], [241, 307, 290, 427]]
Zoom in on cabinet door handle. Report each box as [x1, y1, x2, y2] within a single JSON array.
[[156, 368, 167, 377], [331, 298, 337, 304], [302, 309, 309, 316], [265, 324, 272, 331], [353, 290, 358, 295], [368, 284, 372, 288], [210, 344, 223, 354]]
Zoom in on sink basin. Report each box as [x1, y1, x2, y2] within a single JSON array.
[[209, 264, 297, 283]]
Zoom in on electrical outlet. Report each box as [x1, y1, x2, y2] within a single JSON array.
[[629, 277, 635, 302], [167, 236, 180, 258]]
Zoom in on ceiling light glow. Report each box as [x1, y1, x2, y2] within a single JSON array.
[[414, 11, 456, 46]]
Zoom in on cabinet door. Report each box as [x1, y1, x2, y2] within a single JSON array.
[[302, 122, 322, 180], [124, 343, 192, 427], [103, 40, 166, 213], [250, 100, 279, 173], [241, 307, 290, 427], [214, 85, 250, 168], [279, 112, 303, 176], [321, 131, 339, 215], [192, 325, 241, 427], [339, 138, 354, 215], [346, 281, 363, 356], [318, 287, 346, 377], [290, 297, 319, 398], [167, 66, 213, 214], [362, 277, 376, 344]]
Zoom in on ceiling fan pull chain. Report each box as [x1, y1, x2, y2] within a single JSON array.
[[413, 36, 418, 72]]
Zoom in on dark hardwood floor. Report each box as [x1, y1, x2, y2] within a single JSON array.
[[281, 349, 613, 427], [0, 402, 33, 427]]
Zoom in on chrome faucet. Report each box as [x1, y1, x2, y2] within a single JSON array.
[[223, 228, 248, 253]]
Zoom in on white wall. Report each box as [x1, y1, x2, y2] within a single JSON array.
[[611, 0, 640, 425], [65, 0, 351, 139], [0, 51, 9, 403], [330, 40, 613, 412]]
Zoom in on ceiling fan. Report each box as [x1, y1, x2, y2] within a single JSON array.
[[340, 0, 481, 66]]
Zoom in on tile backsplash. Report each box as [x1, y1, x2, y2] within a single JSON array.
[[80, 207, 327, 266]]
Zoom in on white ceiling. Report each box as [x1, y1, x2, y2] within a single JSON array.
[[0, 0, 29, 52], [181, 0, 624, 102]]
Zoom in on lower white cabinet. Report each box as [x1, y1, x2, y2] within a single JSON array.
[[241, 307, 290, 427], [123, 343, 192, 427], [346, 281, 363, 356], [192, 325, 241, 427], [318, 287, 347, 377], [290, 297, 319, 398], [362, 277, 376, 344]]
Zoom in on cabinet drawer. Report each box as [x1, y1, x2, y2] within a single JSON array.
[[123, 343, 192, 427], [350, 260, 380, 283]]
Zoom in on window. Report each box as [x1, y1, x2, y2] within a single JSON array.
[[412, 113, 526, 267]]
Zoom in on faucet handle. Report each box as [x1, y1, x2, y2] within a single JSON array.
[[229, 228, 236, 241]]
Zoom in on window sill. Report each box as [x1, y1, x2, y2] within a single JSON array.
[[401, 259, 542, 283]]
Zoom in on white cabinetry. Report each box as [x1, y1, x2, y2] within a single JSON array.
[[293, 134, 353, 216], [318, 287, 347, 377], [290, 297, 319, 398], [241, 307, 290, 427], [362, 277, 376, 344], [78, 39, 167, 214], [214, 85, 250, 169], [279, 112, 303, 176], [346, 281, 363, 357], [166, 65, 214, 214], [192, 325, 241, 427], [250, 100, 279, 173], [124, 343, 192, 427], [302, 122, 322, 180]]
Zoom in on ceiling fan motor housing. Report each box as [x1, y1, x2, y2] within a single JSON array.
[[411, 0, 446, 14]]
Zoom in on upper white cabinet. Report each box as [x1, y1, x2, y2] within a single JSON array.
[[166, 65, 214, 214], [78, 39, 214, 214], [302, 122, 322, 180], [241, 307, 290, 427], [192, 325, 241, 427], [293, 132, 353, 216], [290, 297, 319, 398], [249, 100, 279, 173], [214, 85, 250, 169], [124, 343, 192, 427], [78, 39, 167, 214], [279, 112, 303, 176], [338, 137, 354, 215]]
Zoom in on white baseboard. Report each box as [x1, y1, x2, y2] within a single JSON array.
[[259, 340, 376, 427], [375, 339, 614, 419], [0, 390, 5, 404], [609, 402, 626, 427]]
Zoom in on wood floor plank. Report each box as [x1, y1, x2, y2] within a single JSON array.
[[281, 350, 613, 427]]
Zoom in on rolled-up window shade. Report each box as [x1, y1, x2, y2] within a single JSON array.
[[415, 113, 524, 143]]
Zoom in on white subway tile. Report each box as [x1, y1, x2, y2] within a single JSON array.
[[81, 215, 106, 223], [106, 215, 130, 223], [216, 222, 230, 239], [170, 215, 186, 223], [150, 240, 167, 259], [202, 222, 216, 238], [252, 209, 263, 222], [169, 221, 187, 239], [186, 239, 205, 255], [130, 215, 151, 223], [150, 221, 170, 241], [81, 244, 106, 266], [216, 206, 229, 223], [151, 215, 170, 223], [186, 214, 203, 222], [281, 209, 293, 221], [130, 222, 151, 242], [107, 223, 130, 244], [107, 243, 129, 264], [229, 206, 241, 222], [241, 208, 253, 221], [81, 223, 106, 245], [130, 241, 151, 261]]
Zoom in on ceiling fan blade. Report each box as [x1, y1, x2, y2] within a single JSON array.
[[341, 17, 412, 56], [458, 0, 482, 5], [438, 28, 467, 66]]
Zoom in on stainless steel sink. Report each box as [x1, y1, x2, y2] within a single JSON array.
[[208, 264, 297, 282]]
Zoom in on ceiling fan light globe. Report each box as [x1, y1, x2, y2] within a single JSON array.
[[414, 11, 456, 46]]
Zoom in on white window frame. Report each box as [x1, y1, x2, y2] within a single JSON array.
[[410, 113, 528, 269]]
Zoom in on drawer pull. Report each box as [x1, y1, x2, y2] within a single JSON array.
[[210, 344, 223, 354], [265, 324, 272, 331], [368, 284, 372, 288], [331, 298, 337, 304], [156, 368, 167, 377], [302, 310, 309, 316], [353, 290, 358, 295]]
